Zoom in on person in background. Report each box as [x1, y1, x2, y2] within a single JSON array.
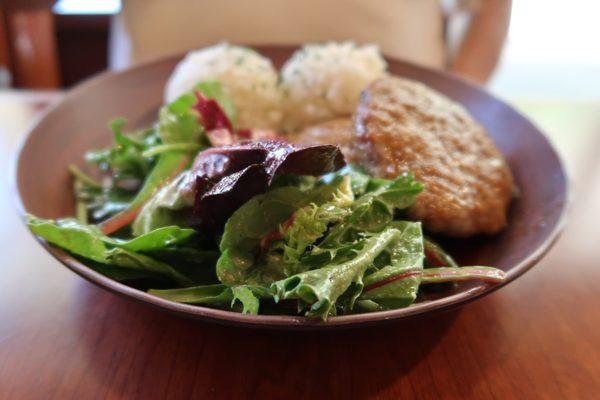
[[110, 0, 511, 85]]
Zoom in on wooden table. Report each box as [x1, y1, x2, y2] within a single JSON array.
[[1, 92, 599, 399]]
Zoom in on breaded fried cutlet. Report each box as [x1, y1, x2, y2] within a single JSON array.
[[354, 76, 514, 237]]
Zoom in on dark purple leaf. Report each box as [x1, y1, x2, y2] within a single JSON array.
[[193, 140, 344, 181], [192, 147, 266, 179], [191, 165, 269, 232], [270, 144, 345, 177], [189, 140, 346, 233]]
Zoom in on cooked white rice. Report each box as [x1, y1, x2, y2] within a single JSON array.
[[165, 43, 282, 129], [280, 42, 387, 131]]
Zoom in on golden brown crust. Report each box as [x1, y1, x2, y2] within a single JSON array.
[[354, 76, 514, 237]]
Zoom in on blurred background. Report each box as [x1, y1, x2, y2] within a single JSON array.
[[1, 0, 598, 97], [3, 0, 597, 173], [0, 0, 598, 177]]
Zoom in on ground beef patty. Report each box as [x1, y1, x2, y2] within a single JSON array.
[[288, 118, 359, 164], [354, 76, 514, 237]]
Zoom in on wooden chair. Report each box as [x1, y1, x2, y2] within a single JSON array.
[[0, 0, 60, 88]]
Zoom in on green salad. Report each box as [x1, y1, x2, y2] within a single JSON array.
[[27, 81, 505, 320]]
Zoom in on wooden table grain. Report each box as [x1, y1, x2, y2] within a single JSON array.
[[1, 92, 599, 399]]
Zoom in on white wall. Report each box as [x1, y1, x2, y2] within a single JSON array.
[[490, 0, 600, 100]]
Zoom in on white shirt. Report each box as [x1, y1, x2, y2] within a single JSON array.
[[112, 0, 447, 69]]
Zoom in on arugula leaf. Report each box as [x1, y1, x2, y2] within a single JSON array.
[[98, 82, 238, 234], [424, 237, 459, 268], [148, 247, 219, 284], [321, 166, 424, 208], [28, 216, 195, 253], [320, 165, 372, 196], [75, 183, 136, 221], [28, 217, 108, 262], [85, 119, 158, 182], [105, 248, 193, 286], [114, 226, 195, 252], [158, 92, 205, 145], [272, 227, 402, 319], [85, 262, 169, 283], [359, 172, 424, 212], [131, 171, 196, 235], [148, 284, 232, 305], [80, 83, 240, 234], [148, 284, 273, 315], [27, 216, 195, 286]]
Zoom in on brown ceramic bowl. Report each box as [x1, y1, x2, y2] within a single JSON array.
[[14, 46, 567, 329]]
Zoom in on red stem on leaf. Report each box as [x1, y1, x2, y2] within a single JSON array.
[[192, 91, 233, 132], [424, 243, 447, 267], [363, 268, 506, 293], [98, 156, 191, 235], [258, 212, 297, 257]]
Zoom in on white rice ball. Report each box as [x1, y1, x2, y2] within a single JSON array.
[[280, 42, 387, 131], [165, 43, 282, 129]]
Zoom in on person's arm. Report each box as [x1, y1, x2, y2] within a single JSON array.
[[449, 0, 512, 84]]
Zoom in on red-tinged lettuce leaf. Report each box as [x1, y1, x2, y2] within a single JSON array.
[[201, 140, 345, 180], [191, 146, 266, 178], [191, 165, 269, 232], [192, 91, 234, 132], [134, 141, 346, 236], [191, 141, 345, 233], [272, 144, 346, 177], [191, 87, 283, 147]]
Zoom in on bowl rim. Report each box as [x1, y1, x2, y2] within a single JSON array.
[[12, 46, 569, 329]]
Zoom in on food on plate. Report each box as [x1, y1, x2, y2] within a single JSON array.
[[288, 118, 358, 163], [280, 42, 387, 131], [165, 43, 282, 129], [26, 43, 511, 320], [354, 76, 514, 237]]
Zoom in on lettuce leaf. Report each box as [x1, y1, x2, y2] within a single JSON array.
[[358, 221, 424, 309], [216, 177, 350, 286], [131, 170, 198, 235], [281, 202, 350, 269], [27, 216, 195, 286], [359, 172, 424, 211], [322, 165, 423, 205], [148, 284, 273, 315], [272, 227, 402, 319], [320, 165, 372, 196], [148, 284, 232, 305], [194, 81, 237, 127], [147, 247, 219, 284], [301, 173, 423, 267], [217, 187, 308, 286]]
